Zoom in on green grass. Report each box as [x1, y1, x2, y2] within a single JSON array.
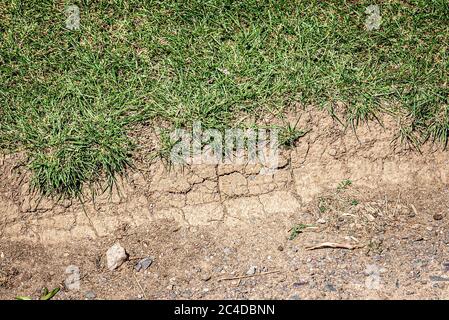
[[16, 287, 60, 301], [278, 120, 307, 148], [337, 179, 353, 191], [288, 223, 312, 241], [1, 0, 448, 197]]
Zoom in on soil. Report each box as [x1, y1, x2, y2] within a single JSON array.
[[1, 109, 449, 300]]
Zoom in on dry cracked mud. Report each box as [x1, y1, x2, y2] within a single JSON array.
[[1, 110, 449, 300]]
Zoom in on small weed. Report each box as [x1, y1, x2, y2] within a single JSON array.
[[350, 199, 359, 206], [337, 179, 352, 191], [151, 129, 185, 167], [278, 121, 306, 148], [289, 223, 313, 240], [318, 197, 328, 213], [16, 287, 60, 301]]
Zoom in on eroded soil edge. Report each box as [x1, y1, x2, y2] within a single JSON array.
[[1, 111, 448, 299]]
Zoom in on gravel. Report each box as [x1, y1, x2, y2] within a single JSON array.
[[135, 257, 154, 272], [106, 243, 128, 271], [246, 266, 257, 276]]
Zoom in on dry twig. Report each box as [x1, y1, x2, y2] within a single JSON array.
[[217, 270, 281, 282], [306, 242, 364, 250]]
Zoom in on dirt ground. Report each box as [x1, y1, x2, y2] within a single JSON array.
[[1, 109, 449, 300]]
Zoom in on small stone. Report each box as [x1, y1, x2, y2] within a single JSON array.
[[246, 266, 257, 275], [433, 213, 443, 221], [317, 218, 326, 224], [277, 245, 284, 251], [201, 274, 212, 282], [292, 280, 308, 288], [430, 275, 449, 282], [443, 262, 449, 272], [85, 291, 96, 299], [135, 257, 154, 272], [324, 283, 337, 292], [328, 148, 337, 156], [106, 243, 128, 271]]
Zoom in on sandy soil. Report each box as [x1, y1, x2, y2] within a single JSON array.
[[1, 109, 449, 300]]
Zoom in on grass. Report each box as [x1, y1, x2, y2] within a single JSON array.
[[337, 179, 353, 191], [318, 197, 329, 213], [16, 287, 60, 300], [288, 223, 312, 241], [1, 0, 448, 197], [278, 120, 307, 148]]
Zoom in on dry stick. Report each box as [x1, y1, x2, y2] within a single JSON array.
[[217, 270, 281, 282], [79, 200, 100, 237], [128, 256, 146, 261], [306, 242, 364, 250], [410, 204, 418, 216], [133, 273, 148, 299]]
